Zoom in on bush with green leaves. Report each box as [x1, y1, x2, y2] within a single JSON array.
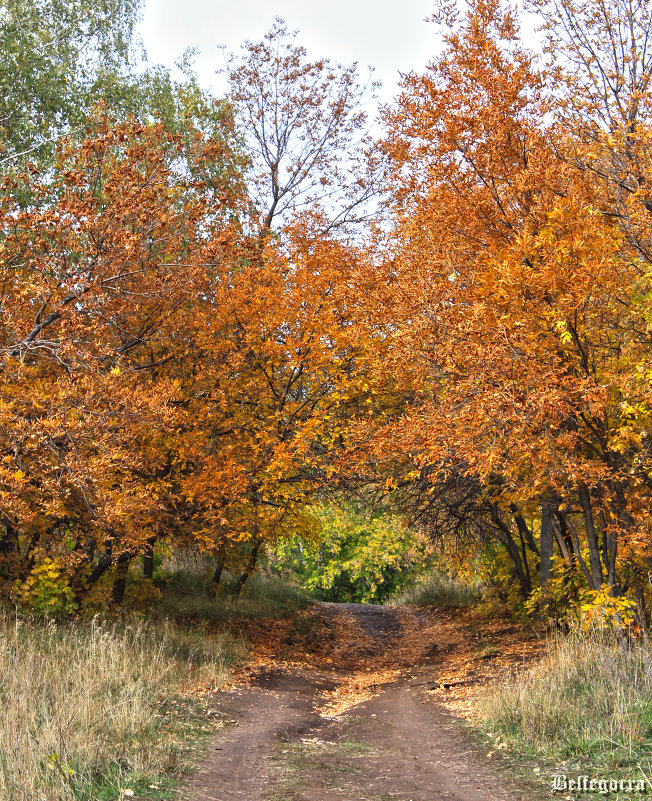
[[271, 502, 434, 604]]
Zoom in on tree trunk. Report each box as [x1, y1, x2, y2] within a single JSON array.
[[490, 505, 531, 598], [212, 542, 227, 586], [553, 512, 574, 566], [86, 555, 113, 589], [560, 511, 596, 589], [598, 505, 612, 576], [517, 527, 532, 590], [577, 484, 603, 589], [512, 507, 540, 557], [540, 501, 555, 586], [78, 546, 134, 605], [232, 540, 261, 599], [111, 555, 131, 606], [213, 558, 226, 586], [143, 537, 156, 580], [634, 570, 649, 643], [607, 527, 618, 591]]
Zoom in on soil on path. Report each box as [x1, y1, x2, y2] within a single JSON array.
[[187, 602, 544, 801]]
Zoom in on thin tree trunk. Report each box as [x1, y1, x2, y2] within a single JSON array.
[[634, 571, 649, 643], [518, 527, 532, 590], [540, 501, 555, 587], [212, 542, 227, 586], [577, 484, 603, 589], [111, 555, 131, 606], [143, 537, 156, 580], [232, 540, 261, 599], [598, 505, 612, 576], [512, 508, 540, 557], [490, 505, 531, 597], [560, 511, 595, 589], [553, 512, 574, 566], [607, 528, 618, 591], [78, 545, 135, 604]]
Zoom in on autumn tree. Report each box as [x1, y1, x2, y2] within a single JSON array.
[[0, 18, 382, 608], [173, 217, 374, 595], [0, 0, 247, 192], [361, 0, 652, 625], [172, 23, 384, 592], [225, 19, 380, 234], [0, 116, 246, 606], [12, 2, 652, 621], [0, 0, 145, 167]]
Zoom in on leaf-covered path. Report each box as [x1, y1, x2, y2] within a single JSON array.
[[187, 603, 541, 801]]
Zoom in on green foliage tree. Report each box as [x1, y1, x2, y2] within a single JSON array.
[[0, 0, 144, 166], [0, 0, 246, 187], [271, 502, 433, 603]]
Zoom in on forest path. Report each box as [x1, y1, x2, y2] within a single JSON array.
[[187, 602, 542, 801]]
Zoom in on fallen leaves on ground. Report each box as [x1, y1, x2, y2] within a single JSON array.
[[221, 602, 545, 723]]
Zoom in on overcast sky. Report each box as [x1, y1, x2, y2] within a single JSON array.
[[138, 0, 439, 104]]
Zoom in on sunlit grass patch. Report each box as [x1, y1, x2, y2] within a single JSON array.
[[153, 568, 311, 624], [0, 612, 246, 801], [397, 570, 479, 609], [479, 626, 652, 791]]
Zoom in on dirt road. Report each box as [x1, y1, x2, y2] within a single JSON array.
[[187, 603, 539, 801]]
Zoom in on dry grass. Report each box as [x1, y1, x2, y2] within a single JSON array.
[[479, 626, 652, 779], [397, 571, 478, 608], [0, 612, 247, 801]]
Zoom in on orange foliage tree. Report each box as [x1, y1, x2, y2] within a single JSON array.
[[6, 4, 652, 624], [0, 21, 378, 607], [177, 22, 381, 593], [0, 117, 246, 605], [358, 0, 652, 624]]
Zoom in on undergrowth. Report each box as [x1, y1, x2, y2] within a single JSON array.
[[0, 563, 312, 800], [397, 570, 479, 608], [153, 568, 311, 623]]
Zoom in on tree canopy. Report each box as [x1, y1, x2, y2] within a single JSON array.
[[2, 1, 652, 629]]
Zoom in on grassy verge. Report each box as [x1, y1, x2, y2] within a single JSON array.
[[0, 611, 248, 801], [0, 568, 310, 801], [397, 570, 478, 608], [478, 627, 652, 796]]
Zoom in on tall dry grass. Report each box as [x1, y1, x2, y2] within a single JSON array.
[[480, 626, 652, 774], [0, 613, 246, 801]]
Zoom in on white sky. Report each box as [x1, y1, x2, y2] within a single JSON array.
[[138, 0, 439, 105]]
